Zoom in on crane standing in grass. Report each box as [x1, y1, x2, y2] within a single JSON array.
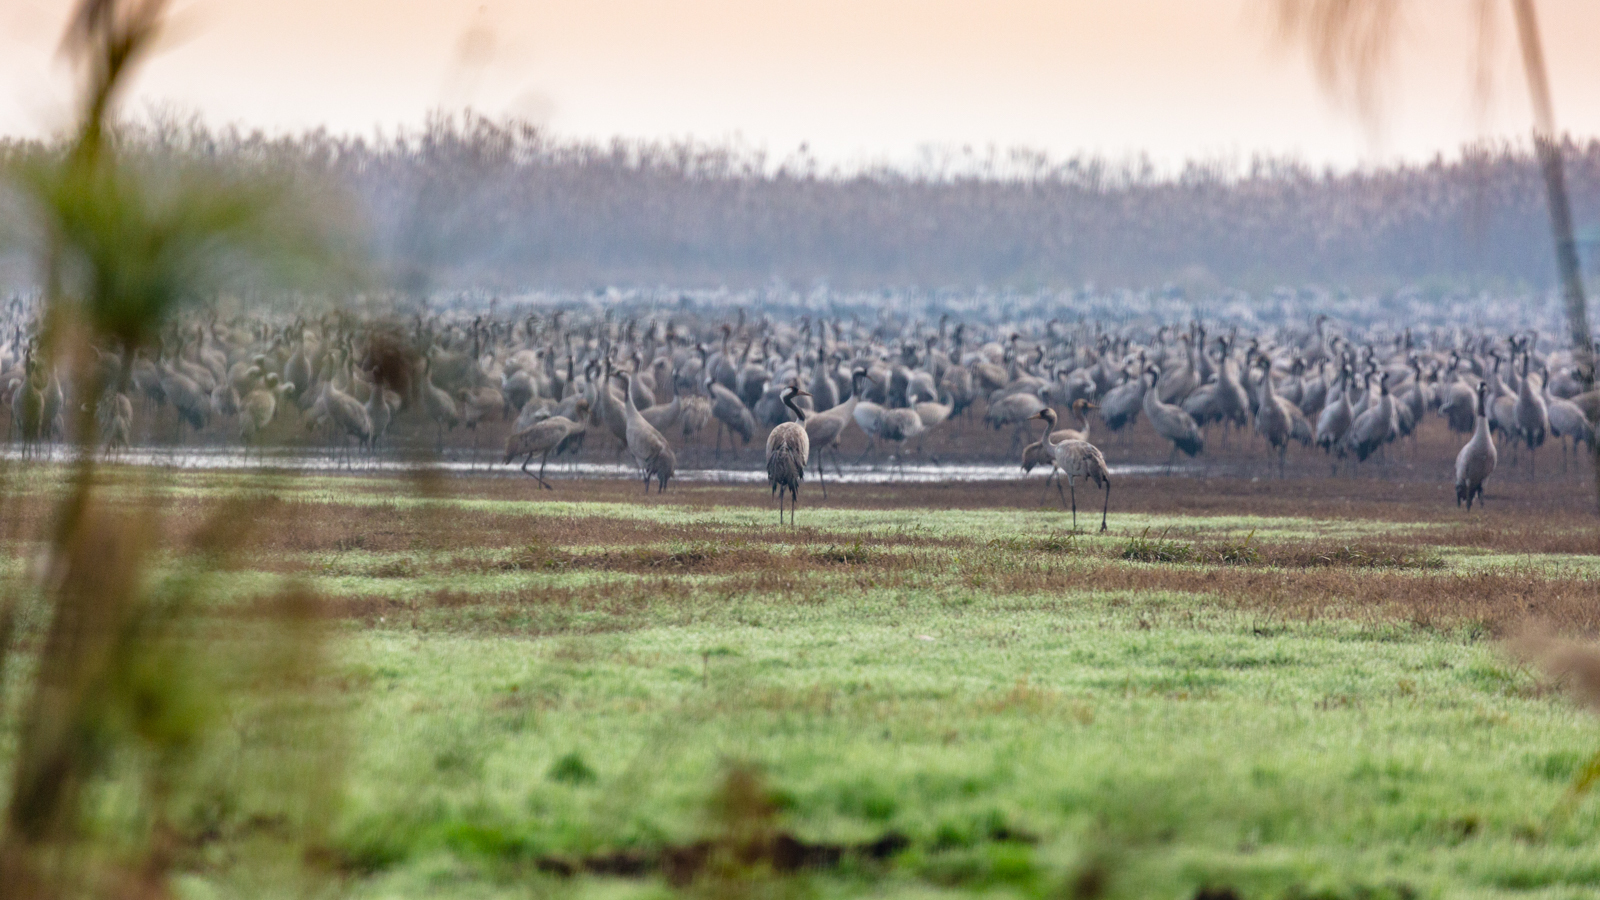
[[1456, 381, 1497, 510], [766, 385, 812, 525], [1029, 409, 1111, 532], [1022, 400, 1097, 472], [505, 404, 589, 490], [1021, 401, 1097, 501]]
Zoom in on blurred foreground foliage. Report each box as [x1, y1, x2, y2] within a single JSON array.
[[0, 2, 359, 896]]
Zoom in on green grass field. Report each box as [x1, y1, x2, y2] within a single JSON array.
[[7, 469, 1600, 900]]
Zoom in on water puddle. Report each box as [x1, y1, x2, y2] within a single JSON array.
[[0, 446, 1201, 483]]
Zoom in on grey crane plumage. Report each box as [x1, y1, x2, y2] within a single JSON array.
[[1546, 390, 1593, 468], [804, 370, 867, 497], [1021, 400, 1097, 476], [1097, 363, 1146, 432], [767, 386, 812, 525], [1345, 372, 1394, 463], [1438, 371, 1477, 434], [321, 378, 373, 465], [809, 346, 840, 412], [1253, 357, 1292, 478], [365, 376, 392, 451], [1315, 367, 1354, 459], [505, 409, 588, 489], [707, 377, 756, 459], [159, 358, 209, 437], [421, 358, 460, 451], [1513, 351, 1549, 473], [1141, 368, 1203, 468], [97, 390, 133, 454], [240, 371, 290, 455], [983, 390, 1047, 454], [1029, 409, 1111, 532], [640, 394, 683, 433], [617, 372, 675, 493], [1455, 382, 1497, 510]]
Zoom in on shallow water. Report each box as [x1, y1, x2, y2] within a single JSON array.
[[0, 445, 1199, 483]]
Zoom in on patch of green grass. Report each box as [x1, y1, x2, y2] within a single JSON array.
[[11, 470, 1600, 900], [988, 531, 1078, 555], [548, 751, 599, 785], [1120, 528, 1194, 563], [1206, 529, 1261, 565], [811, 541, 881, 565]]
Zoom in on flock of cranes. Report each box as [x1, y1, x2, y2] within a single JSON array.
[[0, 308, 1592, 524]]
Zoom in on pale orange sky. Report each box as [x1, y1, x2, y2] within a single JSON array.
[[4, 0, 1600, 171]]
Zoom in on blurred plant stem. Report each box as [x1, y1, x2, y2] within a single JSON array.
[[0, 2, 346, 896], [1276, 0, 1600, 511], [1506, 0, 1600, 511]]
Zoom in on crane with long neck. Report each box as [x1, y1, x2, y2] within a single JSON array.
[[766, 385, 812, 525]]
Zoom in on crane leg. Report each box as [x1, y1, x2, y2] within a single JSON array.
[[1069, 478, 1079, 531], [1100, 482, 1109, 533], [537, 451, 554, 489], [814, 446, 828, 499]]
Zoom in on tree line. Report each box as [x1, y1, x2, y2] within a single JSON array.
[[4, 114, 1599, 292]]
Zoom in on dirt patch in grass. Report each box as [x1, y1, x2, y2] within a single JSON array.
[[991, 563, 1600, 636], [1394, 523, 1600, 557], [243, 500, 959, 558], [321, 578, 691, 634], [295, 532, 1600, 639]]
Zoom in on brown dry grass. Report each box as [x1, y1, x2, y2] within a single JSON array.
[[301, 551, 1600, 640], [263, 522, 1600, 639]]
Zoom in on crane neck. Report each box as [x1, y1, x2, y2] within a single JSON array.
[[619, 375, 638, 414]]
